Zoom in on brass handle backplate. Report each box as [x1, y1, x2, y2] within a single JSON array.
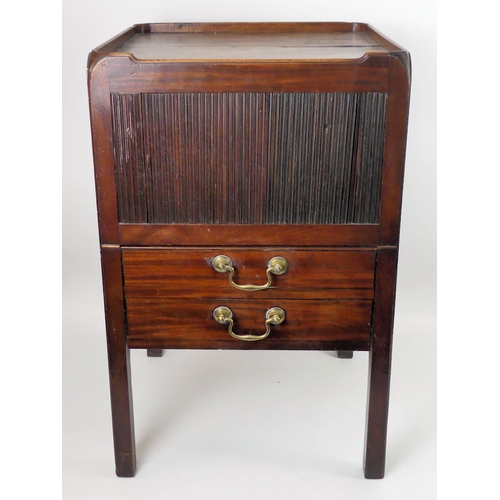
[[211, 255, 288, 291], [212, 306, 286, 341]]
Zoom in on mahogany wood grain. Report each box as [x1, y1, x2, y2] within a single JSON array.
[[90, 22, 404, 58], [141, 22, 359, 34], [356, 24, 405, 52], [364, 247, 398, 479], [115, 33, 387, 61], [88, 26, 138, 72], [125, 298, 372, 344], [108, 57, 389, 94], [118, 224, 381, 247], [122, 247, 376, 299], [122, 31, 382, 47], [131, 338, 370, 351], [379, 56, 411, 245], [100, 246, 135, 477], [88, 60, 119, 243]]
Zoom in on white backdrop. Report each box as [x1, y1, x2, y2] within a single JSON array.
[[62, 2, 437, 499]]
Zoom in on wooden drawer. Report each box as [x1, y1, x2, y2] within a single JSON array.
[[126, 298, 372, 348], [122, 247, 376, 299]]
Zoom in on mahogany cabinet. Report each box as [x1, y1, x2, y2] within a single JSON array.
[[87, 22, 411, 479]]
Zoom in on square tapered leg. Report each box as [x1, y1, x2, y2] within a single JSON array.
[[364, 248, 398, 479], [101, 247, 136, 477]]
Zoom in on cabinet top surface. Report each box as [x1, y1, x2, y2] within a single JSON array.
[[95, 23, 401, 63]]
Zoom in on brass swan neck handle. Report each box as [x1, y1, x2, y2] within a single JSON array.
[[211, 255, 288, 291], [213, 306, 286, 341]]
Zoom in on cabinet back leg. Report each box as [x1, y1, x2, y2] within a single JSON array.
[[147, 349, 164, 357], [364, 248, 398, 479], [337, 350, 354, 359], [101, 247, 136, 477], [108, 346, 136, 477]]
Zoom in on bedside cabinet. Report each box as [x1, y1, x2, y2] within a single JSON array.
[[87, 22, 411, 479]]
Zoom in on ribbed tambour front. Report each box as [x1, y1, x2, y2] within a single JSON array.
[[111, 92, 387, 224]]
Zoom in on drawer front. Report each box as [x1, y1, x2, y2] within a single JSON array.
[[122, 247, 376, 299], [126, 298, 372, 346]]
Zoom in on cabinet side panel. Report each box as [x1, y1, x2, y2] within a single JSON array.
[[88, 59, 120, 243], [379, 55, 411, 244]]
